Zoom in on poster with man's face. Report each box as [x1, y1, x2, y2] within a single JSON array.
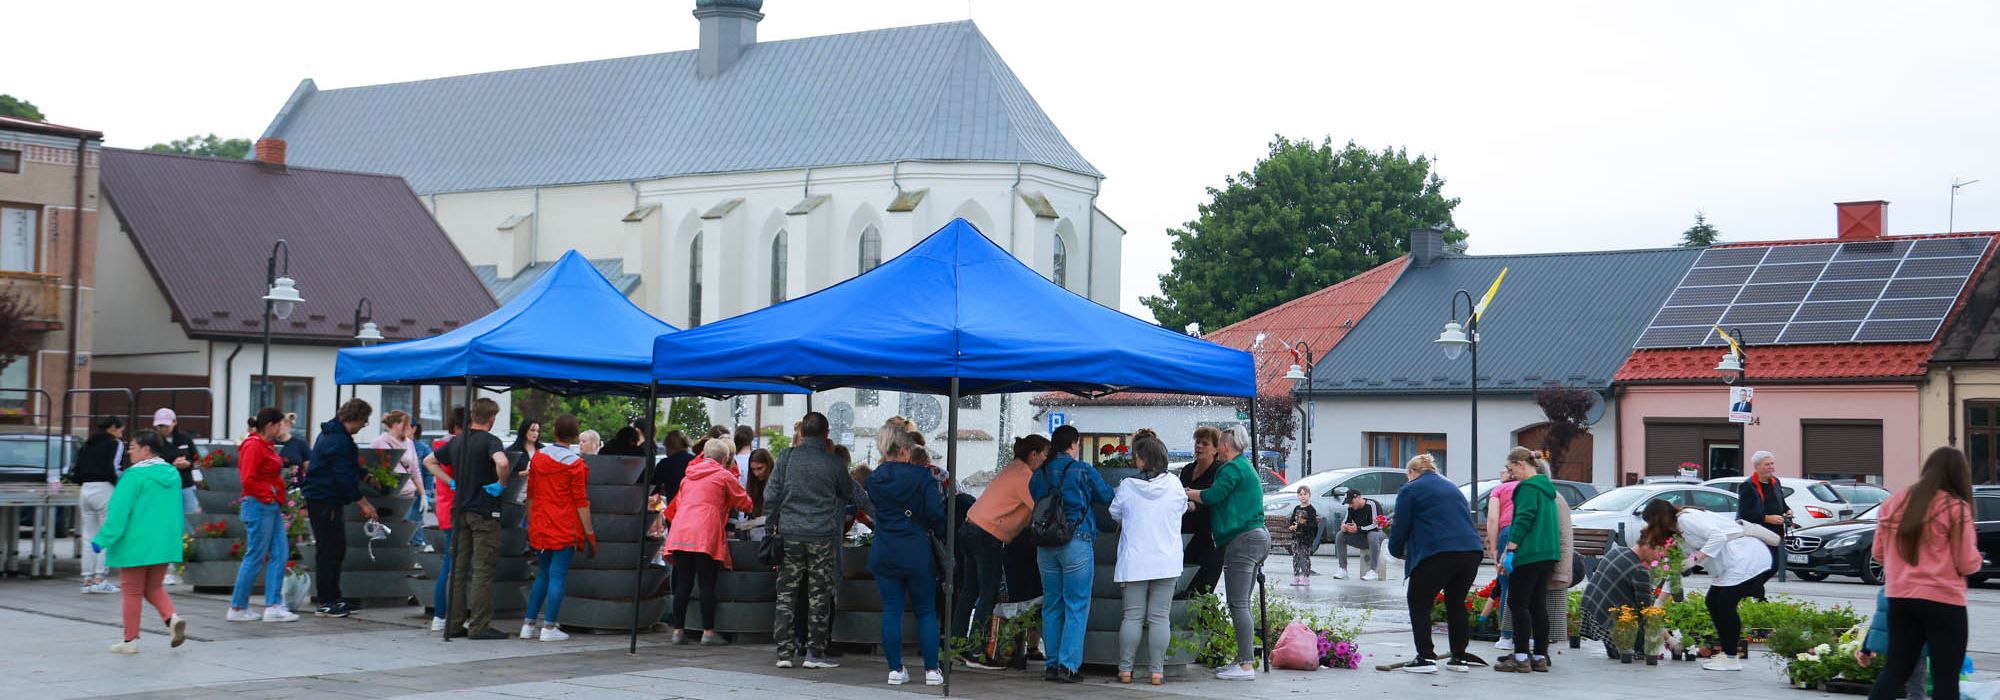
[[1728, 386, 1755, 424]]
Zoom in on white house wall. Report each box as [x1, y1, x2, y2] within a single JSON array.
[[90, 204, 205, 376], [1308, 394, 1622, 488]]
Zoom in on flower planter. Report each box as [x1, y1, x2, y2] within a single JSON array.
[[583, 455, 648, 486], [557, 567, 669, 600], [344, 495, 414, 522], [194, 489, 243, 513], [831, 610, 914, 645], [342, 519, 420, 545], [410, 577, 528, 614], [200, 467, 241, 493], [1083, 629, 1195, 668], [663, 597, 775, 633], [184, 559, 251, 590], [556, 595, 668, 631], [297, 544, 419, 572], [413, 550, 534, 580], [1085, 599, 1190, 631], [188, 538, 243, 562], [585, 485, 649, 514], [841, 546, 872, 580], [565, 540, 663, 571], [727, 540, 773, 573], [194, 514, 245, 538], [581, 513, 650, 545]]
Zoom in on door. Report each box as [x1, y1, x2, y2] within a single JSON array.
[[1706, 443, 1742, 480]]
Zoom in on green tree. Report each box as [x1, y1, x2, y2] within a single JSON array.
[[508, 389, 639, 440], [1680, 211, 1721, 248], [0, 95, 43, 121], [1142, 137, 1465, 332], [665, 397, 711, 435], [0, 290, 33, 375], [146, 134, 252, 160]]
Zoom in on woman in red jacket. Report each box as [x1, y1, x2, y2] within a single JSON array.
[[226, 407, 298, 623], [521, 415, 595, 642], [663, 438, 753, 645]]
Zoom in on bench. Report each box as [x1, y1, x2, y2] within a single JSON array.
[[1477, 525, 1614, 558]]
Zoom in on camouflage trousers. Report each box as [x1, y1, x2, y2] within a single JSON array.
[[773, 538, 839, 659]]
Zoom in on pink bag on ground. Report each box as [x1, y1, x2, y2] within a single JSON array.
[[1271, 621, 1321, 671]]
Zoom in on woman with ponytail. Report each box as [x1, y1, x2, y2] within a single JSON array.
[[1866, 447, 1979, 700], [1637, 497, 1771, 672]]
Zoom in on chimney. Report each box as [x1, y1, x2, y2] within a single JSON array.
[[254, 138, 287, 170], [1835, 200, 1887, 241], [1410, 227, 1448, 267], [694, 0, 764, 78]]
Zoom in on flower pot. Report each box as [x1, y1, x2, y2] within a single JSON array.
[[1646, 655, 1658, 666], [1569, 637, 1582, 649], [1621, 651, 1633, 664]]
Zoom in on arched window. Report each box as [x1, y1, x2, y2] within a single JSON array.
[[859, 226, 882, 273], [1052, 234, 1068, 288], [770, 229, 788, 304], [688, 233, 703, 327]]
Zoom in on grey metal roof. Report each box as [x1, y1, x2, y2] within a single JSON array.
[[1307, 247, 1702, 395], [261, 21, 1099, 195], [474, 257, 641, 304]]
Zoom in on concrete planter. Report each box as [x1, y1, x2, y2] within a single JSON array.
[[837, 580, 882, 611], [414, 550, 533, 580], [1081, 629, 1196, 668], [586, 485, 649, 514], [831, 611, 918, 646], [585, 513, 651, 544], [189, 537, 242, 562], [726, 540, 773, 572], [661, 597, 774, 632], [1085, 599, 1191, 632], [411, 577, 529, 614], [556, 595, 668, 631], [841, 546, 872, 579], [565, 541, 662, 571], [559, 567, 668, 600], [185, 559, 250, 590], [708, 571, 775, 602], [194, 489, 243, 513], [344, 495, 414, 522], [343, 519, 420, 545], [200, 467, 241, 494], [583, 455, 649, 485], [298, 545, 419, 572]]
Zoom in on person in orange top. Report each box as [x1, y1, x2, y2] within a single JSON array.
[[520, 414, 595, 642], [664, 438, 753, 645], [951, 434, 1048, 662]]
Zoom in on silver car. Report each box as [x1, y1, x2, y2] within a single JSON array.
[[1568, 483, 1741, 546]]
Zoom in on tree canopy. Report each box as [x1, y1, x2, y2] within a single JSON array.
[[146, 134, 252, 160], [1680, 211, 1721, 248], [0, 290, 33, 374], [0, 95, 43, 121], [1143, 137, 1464, 333]]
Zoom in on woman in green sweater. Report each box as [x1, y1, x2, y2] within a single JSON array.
[[1496, 447, 1560, 672], [1185, 425, 1268, 681], [92, 429, 188, 654]]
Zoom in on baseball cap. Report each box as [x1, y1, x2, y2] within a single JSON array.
[[152, 408, 177, 427]]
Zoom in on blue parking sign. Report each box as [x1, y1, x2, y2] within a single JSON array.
[[1048, 412, 1067, 433]]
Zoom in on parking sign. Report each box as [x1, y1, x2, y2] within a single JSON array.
[[1048, 412, 1067, 433]]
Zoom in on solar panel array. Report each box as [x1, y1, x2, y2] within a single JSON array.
[[1634, 237, 1991, 348]]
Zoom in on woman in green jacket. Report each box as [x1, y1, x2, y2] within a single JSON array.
[[1496, 447, 1560, 672], [1185, 425, 1269, 682], [92, 429, 188, 654]]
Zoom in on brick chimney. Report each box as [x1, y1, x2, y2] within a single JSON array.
[[254, 138, 287, 169], [1410, 227, 1448, 267], [694, 0, 764, 78], [1835, 200, 1887, 241]]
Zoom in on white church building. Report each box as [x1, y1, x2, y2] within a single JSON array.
[[258, 0, 1122, 471]]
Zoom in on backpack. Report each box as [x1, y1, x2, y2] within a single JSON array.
[[1029, 458, 1077, 547]]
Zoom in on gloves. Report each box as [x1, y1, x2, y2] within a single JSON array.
[[445, 478, 456, 491], [1501, 551, 1516, 574], [482, 482, 504, 497], [91, 542, 102, 554]]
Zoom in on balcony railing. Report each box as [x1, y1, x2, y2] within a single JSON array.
[[0, 271, 63, 328]]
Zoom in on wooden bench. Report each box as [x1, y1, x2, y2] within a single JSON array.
[[1477, 525, 1615, 558]]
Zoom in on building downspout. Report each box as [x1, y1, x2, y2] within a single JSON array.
[[1085, 175, 1101, 301], [1008, 162, 1022, 252], [630, 181, 640, 210], [1947, 365, 1958, 447], [529, 186, 542, 270], [222, 342, 244, 436], [1610, 385, 1625, 486], [891, 160, 905, 198], [802, 167, 812, 198], [60, 136, 88, 430]]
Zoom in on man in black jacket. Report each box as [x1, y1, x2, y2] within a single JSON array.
[[1736, 450, 1789, 597], [303, 400, 378, 617], [152, 408, 202, 586]]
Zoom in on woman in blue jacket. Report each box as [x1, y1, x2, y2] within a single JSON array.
[[866, 422, 947, 687], [1387, 453, 1487, 673], [1030, 425, 1116, 683]]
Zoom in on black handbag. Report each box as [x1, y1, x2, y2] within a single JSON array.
[[758, 534, 785, 566]]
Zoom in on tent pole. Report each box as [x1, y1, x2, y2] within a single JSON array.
[[942, 377, 959, 696], [632, 383, 659, 654], [806, 391, 813, 413], [445, 377, 475, 643], [1248, 396, 1267, 672]]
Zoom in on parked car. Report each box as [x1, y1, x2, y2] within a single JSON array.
[[0, 434, 75, 482], [1569, 483, 1741, 546], [1260, 467, 1408, 543], [1640, 475, 1704, 485], [1169, 449, 1288, 494], [1823, 480, 1891, 510], [1785, 488, 2000, 585], [1701, 476, 1855, 528], [1977, 486, 2000, 585], [1460, 478, 1600, 521]]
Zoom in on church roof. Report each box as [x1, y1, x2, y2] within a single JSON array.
[[260, 21, 1100, 195]]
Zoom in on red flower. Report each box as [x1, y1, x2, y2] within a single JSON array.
[[1118, 445, 1130, 455], [1435, 592, 1445, 603], [1100, 444, 1117, 456]]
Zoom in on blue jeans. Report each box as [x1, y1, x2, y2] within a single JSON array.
[[525, 547, 573, 624], [432, 529, 453, 615], [1037, 537, 1094, 672], [405, 497, 428, 546], [230, 499, 288, 609], [877, 571, 940, 672], [1496, 524, 1511, 639]]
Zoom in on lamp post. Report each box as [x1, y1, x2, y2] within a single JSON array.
[[1436, 289, 1478, 513], [1714, 327, 1781, 581], [349, 297, 383, 401], [259, 240, 303, 420], [1283, 340, 1317, 478]]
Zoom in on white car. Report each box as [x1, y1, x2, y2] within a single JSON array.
[[1700, 476, 1856, 528], [1568, 484, 1741, 546]]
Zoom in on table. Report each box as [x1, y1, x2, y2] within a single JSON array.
[[1, 482, 78, 578]]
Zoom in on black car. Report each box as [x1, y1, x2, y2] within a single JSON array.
[[0, 434, 74, 482], [1786, 488, 2000, 585]]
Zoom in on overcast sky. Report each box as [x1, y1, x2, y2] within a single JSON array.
[[14, 1, 2000, 320]]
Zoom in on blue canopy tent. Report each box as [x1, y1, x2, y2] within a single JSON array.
[[336, 250, 800, 650], [650, 219, 1256, 689]]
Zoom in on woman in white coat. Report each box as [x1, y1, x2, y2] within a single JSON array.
[[1108, 435, 1188, 686], [1639, 499, 1773, 672]]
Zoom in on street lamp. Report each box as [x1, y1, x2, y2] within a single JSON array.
[[1436, 289, 1479, 510], [1283, 340, 1317, 477], [259, 240, 303, 415], [349, 297, 383, 401], [1713, 326, 1778, 579]]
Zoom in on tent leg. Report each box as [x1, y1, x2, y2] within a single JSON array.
[[632, 384, 659, 655], [942, 378, 959, 696], [446, 378, 475, 643], [806, 392, 813, 413], [1247, 396, 1267, 672]]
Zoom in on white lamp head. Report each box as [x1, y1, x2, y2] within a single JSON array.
[[1715, 351, 1743, 384], [1283, 363, 1308, 382], [1436, 319, 1469, 361], [355, 320, 384, 345], [263, 276, 303, 320]]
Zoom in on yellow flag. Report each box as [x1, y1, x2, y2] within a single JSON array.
[[1713, 325, 1742, 355], [1473, 267, 1508, 322]]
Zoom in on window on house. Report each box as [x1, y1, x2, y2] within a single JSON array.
[[770, 230, 788, 305], [0, 355, 31, 418], [688, 234, 703, 327], [855, 389, 879, 407], [769, 393, 785, 407], [0, 150, 20, 174], [1969, 402, 2000, 485], [381, 386, 416, 423], [859, 226, 882, 273], [1, 206, 36, 272], [252, 375, 313, 442], [1366, 431, 1448, 471], [1052, 234, 1068, 288]]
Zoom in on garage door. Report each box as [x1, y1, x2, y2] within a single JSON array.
[[1643, 421, 1739, 476], [1801, 420, 1883, 479]]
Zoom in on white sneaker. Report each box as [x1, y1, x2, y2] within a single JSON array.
[[925, 669, 944, 686], [431, 617, 447, 632], [168, 615, 187, 648], [1495, 637, 1515, 651], [539, 626, 569, 642], [1216, 665, 1256, 681], [519, 623, 538, 640], [262, 606, 299, 623], [83, 580, 119, 594], [887, 669, 910, 685], [162, 574, 182, 586], [109, 640, 138, 655], [1361, 570, 1379, 581], [1331, 569, 1347, 580], [775, 658, 795, 669], [1703, 656, 1743, 672], [226, 608, 260, 622]]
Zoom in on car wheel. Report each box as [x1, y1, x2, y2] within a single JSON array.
[[1793, 571, 1827, 582], [1859, 557, 1884, 586]]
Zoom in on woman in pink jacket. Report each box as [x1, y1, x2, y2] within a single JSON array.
[[663, 438, 752, 646], [1867, 447, 1981, 700]]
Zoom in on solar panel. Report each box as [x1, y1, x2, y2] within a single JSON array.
[[1634, 237, 1991, 348]]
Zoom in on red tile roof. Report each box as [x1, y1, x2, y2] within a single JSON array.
[[1037, 256, 1408, 404], [1617, 231, 1999, 383]]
